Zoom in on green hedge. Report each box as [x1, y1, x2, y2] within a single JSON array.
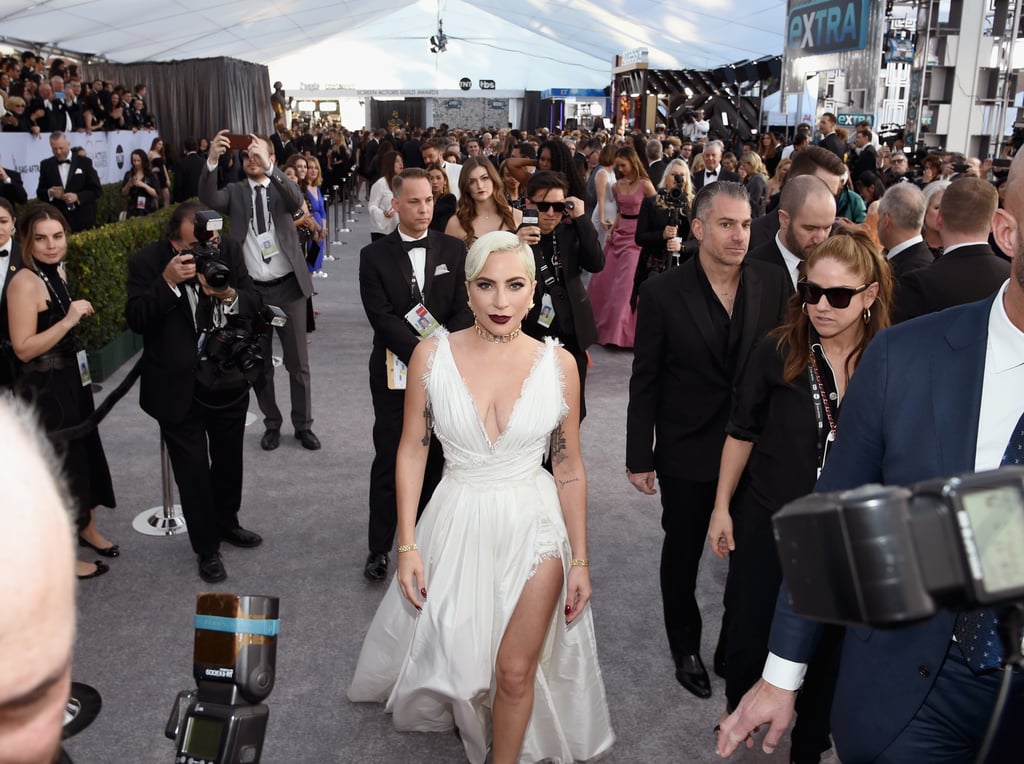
[[64, 207, 176, 349]]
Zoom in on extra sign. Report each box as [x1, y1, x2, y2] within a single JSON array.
[[786, 0, 871, 57]]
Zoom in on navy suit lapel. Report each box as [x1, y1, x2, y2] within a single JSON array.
[[932, 298, 991, 474]]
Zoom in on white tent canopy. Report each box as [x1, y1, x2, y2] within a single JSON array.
[[3, 0, 787, 90]]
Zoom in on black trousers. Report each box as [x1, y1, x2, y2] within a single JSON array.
[[723, 488, 840, 761], [367, 381, 443, 554], [657, 475, 724, 657], [160, 389, 249, 556]]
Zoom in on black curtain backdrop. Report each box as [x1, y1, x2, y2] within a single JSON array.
[[521, 90, 541, 133], [80, 57, 273, 160], [370, 99, 425, 131]]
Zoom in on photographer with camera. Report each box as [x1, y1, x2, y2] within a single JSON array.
[[126, 202, 265, 583], [517, 171, 603, 420], [632, 159, 693, 306]]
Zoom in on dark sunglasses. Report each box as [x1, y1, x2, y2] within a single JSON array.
[[534, 201, 568, 213], [797, 280, 869, 309]]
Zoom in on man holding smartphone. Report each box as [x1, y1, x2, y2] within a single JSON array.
[[517, 171, 604, 420], [199, 129, 321, 452]]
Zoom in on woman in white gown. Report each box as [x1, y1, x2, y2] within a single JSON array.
[[348, 231, 614, 763]]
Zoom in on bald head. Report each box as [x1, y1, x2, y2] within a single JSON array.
[[992, 152, 1024, 304], [0, 400, 76, 764], [778, 175, 837, 260]]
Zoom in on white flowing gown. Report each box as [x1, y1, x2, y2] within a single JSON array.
[[347, 330, 615, 763]]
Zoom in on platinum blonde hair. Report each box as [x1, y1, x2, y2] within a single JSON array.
[[464, 230, 536, 281]]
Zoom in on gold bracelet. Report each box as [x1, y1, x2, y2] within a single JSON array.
[[397, 543, 418, 553], [570, 558, 590, 567]]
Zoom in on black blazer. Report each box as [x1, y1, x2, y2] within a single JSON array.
[[626, 255, 790, 481], [748, 208, 781, 252], [523, 214, 605, 351], [893, 243, 1009, 323], [172, 152, 206, 203], [35, 154, 103, 232], [632, 195, 692, 303], [647, 158, 667, 188], [820, 132, 846, 161], [0, 242, 24, 387], [692, 168, 741, 191], [887, 238, 934, 280], [358, 229, 473, 387], [125, 239, 261, 424], [848, 144, 877, 183], [746, 238, 795, 296], [1, 168, 28, 207]]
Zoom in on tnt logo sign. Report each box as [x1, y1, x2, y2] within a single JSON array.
[[787, 0, 869, 56]]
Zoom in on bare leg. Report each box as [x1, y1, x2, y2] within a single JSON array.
[[492, 558, 563, 764], [78, 507, 113, 549]]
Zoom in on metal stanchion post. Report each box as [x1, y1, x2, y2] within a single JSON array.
[[132, 438, 187, 536]]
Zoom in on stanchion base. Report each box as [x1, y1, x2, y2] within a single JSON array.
[[245, 411, 257, 427], [132, 506, 188, 536]]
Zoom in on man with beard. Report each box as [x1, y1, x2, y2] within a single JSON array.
[[747, 175, 836, 294]]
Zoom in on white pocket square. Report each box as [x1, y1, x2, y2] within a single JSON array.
[[74, 168, 83, 174], [434, 264, 450, 276]]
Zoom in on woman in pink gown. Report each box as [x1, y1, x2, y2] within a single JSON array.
[[586, 146, 655, 348]]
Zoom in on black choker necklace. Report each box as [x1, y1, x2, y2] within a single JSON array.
[[474, 319, 521, 343]]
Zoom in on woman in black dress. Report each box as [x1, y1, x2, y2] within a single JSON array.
[[631, 158, 693, 308], [707, 228, 893, 762], [6, 204, 117, 580], [120, 149, 159, 218]]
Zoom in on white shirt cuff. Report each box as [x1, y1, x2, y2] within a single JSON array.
[[206, 160, 218, 171], [166, 282, 181, 298], [762, 653, 807, 692]]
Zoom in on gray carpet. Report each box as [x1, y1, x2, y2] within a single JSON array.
[[64, 199, 826, 763]]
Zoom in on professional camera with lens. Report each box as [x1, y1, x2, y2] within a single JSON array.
[[648, 177, 690, 274], [773, 466, 1024, 637], [199, 306, 287, 391], [185, 210, 231, 290], [166, 593, 280, 764]]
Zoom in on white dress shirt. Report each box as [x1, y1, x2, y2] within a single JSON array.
[[398, 229, 427, 293], [774, 233, 804, 289]]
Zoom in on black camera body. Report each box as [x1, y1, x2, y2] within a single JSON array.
[[166, 593, 280, 764], [773, 466, 1024, 629], [184, 210, 230, 290], [199, 306, 287, 390]]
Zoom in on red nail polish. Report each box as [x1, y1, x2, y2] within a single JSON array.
[[420, 588, 427, 598], [564, 604, 571, 616]]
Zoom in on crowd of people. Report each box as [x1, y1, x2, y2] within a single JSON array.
[[2, 64, 1023, 762]]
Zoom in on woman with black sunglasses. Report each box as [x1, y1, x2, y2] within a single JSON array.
[[706, 228, 893, 762]]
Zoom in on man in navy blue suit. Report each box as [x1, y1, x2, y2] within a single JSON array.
[[717, 153, 1024, 761]]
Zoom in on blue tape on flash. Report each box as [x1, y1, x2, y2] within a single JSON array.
[[194, 614, 280, 637]]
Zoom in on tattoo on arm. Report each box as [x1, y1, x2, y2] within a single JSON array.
[[421, 405, 433, 447], [550, 424, 567, 466], [558, 476, 579, 489]]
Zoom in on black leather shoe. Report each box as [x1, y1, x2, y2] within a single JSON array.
[[218, 527, 263, 548], [364, 552, 389, 582], [198, 552, 227, 583], [261, 429, 280, 451], [295, 429, 321, 450], [77, 560, 110, 580], [78, 536, 120, 558], [674, 653, 712, 698]]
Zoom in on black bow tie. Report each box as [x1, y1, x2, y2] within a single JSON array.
[[402, 237, 430, 252], [0, 249, 9, 258], [57, 159, 71, 165], [707, 170, 718, 177]]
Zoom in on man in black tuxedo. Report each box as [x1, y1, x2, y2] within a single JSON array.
[[747, 175, 837, 293], [876, 182, 934, 281], [518, 171, 604, 419], [847, 126, 878, 184], [626, 182, 790, 699], [358, 168, 473, 582], [0, 198, 22, 389], [35, 132, 102, 233], [895, 177, 1009, 323], [747, 146, 846, 252], [270, 118, 297, 165], [126, 202, 264, 583], [200, 130, 320, 451], [646, 139, 667, 188], [27, 81, 71, 134], [0, 160, 27, 208], [173, 138, 205, 203], [692, 141, 740, 191], [817, 112, 846, 161]]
